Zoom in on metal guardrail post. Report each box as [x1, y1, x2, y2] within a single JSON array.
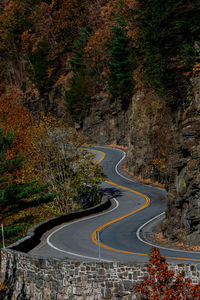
[[97, 231, 101, 262]]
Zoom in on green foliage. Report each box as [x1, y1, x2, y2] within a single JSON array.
[[109, 18, 134, 104], [33, 121, 105, 213], [134, 0, 200, 106], [65, 73, 90, 122], [70, 27, 88, 72], [0, 129, 23, 191], [27, 39, 54, 94], [66, 28, 90, 122], [0, 0, 40, 60], [0, 128, 55, 206], [3, 224, 24, 238]]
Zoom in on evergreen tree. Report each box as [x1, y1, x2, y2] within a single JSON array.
[[0, 128, 55, 206], [27, 39, 54, 94], [69, 27, 88, 72], [65, 73, 90, 122], [134, 0, 200, 105], [65, 27, 90, 122], [109, 18, 134, 105]]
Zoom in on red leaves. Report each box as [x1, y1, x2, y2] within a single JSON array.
[[135, 247, 200, 299], [0, 88, 34, 159]]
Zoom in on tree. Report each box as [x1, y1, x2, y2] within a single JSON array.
[[65, 73, 90, 123], [130, 0, 200, 106], [69, 27, 88, 72], [52, 0, 88, 51], [0, 89, 34, 158], [0, 128, 55, 206], [26, 38, 54, 94], [135, 247, 200, 299], [65, 28, 90, 122], [28, 116, 105, 213], [109, 16, 134, 104]]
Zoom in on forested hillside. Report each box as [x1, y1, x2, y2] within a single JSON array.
[[0, 0, 200, 246]]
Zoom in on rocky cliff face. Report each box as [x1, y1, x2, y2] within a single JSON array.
[[162, 75, 200, 245], [82, 76, 200, 246]]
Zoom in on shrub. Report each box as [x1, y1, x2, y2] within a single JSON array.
[[135, 247, 200, 299]]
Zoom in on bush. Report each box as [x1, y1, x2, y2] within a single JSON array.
[[135, 247, 200, 299]]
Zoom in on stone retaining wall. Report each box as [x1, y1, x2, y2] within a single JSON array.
[[1, 249, 200, 300]]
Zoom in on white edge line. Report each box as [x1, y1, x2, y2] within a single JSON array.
[[136, 212, 200, 254], [95, 146, 164, 190], [47, 198, 119, 261], [87, 147, 200, 257], [93, 146, 133, 183]]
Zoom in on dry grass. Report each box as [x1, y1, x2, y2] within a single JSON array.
[[104, 143, 128, 151], [84, 143, 128, 151], [154, 232, 200, 252], [123, 167, 165, 188]]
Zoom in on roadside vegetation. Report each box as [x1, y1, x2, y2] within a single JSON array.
[[0, 95, 104, 249], [136, 248, 200, 299]]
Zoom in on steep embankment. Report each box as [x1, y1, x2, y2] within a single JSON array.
[[82, 75, 200, 246]]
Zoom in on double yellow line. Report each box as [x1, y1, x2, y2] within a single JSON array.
[[90, 148, 200, 262]]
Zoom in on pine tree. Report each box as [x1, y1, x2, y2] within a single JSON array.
[[109, 17, 133, 105], [65, 27, 90, 122], [0, 128, 54, 206], [69, 27, 88, 72], [134, 0, 200, 105]]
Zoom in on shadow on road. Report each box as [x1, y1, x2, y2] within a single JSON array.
[[100, 187, 123, 198]]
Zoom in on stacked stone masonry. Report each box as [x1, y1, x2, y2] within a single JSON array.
[[1, 249, 200, 300]]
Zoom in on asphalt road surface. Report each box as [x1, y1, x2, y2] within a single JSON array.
[[33, 146, 200, 263]]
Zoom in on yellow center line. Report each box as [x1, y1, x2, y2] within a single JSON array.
[[90, 148, 200, 262]]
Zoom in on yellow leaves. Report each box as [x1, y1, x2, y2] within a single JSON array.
[[175, 61, 200, 77], [0, 282, 8, 292], [50, 0, 57, 9], [47, 66, 55, 78], [20, 113, 104, 214], [192, 62, 200, 74], [152, 158, 166, 170], [151, 100, 161, 112], [21, 30, 32, 52]]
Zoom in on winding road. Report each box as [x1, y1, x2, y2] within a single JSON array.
[[33, 146, 200, 263]]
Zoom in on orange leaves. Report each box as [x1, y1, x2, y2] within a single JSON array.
[[135, 247, 200, 299], [182, 71, 191, 77], [0, 282, 8, 292], [123, 0, 138, 9], [85, 0, 122, 63], [0, 88, 34, 158], [85, 0, 139, 68], [84, 28, 112, 62], [175, 61, 200, 78], [52, 0, 88, 42], [21, 30, 31, 52]]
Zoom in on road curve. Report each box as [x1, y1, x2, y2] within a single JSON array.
[[33, 146, 200, 263]]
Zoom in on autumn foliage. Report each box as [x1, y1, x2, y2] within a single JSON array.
[[135, 248, 200, 299], [0, 0, 199, 113], [0, 88, 34, 159]]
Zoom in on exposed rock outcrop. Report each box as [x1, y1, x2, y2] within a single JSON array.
[[162, 75, 200, 245], [82, 75, 200, 246]]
